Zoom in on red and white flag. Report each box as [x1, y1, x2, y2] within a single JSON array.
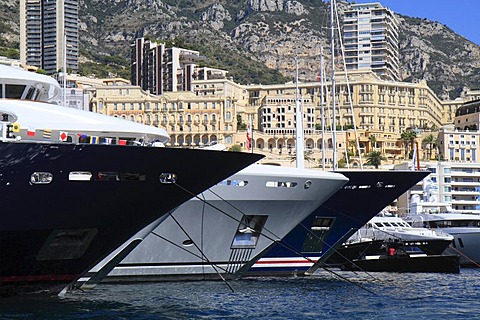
[[27, 128, 36, 137], [118, 139, 127, 146]]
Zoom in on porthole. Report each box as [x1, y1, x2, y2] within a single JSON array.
[[159, 173, 177, 184], [30, 172, 53, 184], [182, 239, 194, 246]]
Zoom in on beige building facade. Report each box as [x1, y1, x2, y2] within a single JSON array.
[[86, 70, 447, 167]]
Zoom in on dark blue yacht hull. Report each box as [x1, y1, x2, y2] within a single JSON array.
[[247, 170, 429, 275], [0, 141, 262, 295]]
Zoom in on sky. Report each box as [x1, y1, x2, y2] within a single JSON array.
[[348, 0, 480, 45]]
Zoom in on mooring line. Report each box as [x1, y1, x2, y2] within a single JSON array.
[[173, 182, 381, 295]]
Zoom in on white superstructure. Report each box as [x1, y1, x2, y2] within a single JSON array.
[[406, 195, 480, 266]]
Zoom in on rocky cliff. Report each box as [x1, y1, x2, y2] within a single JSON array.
[[1, 0, 479, 99]]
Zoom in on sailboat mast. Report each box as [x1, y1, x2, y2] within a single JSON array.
[[295, 54, 305, 169], [330, 0, 337, 170], [63, 32, 67, 107], [320, 47, 326, 171]]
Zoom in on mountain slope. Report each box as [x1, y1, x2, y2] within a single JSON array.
[[1, 0, 479, 98]]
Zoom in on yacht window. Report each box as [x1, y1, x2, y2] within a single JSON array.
[[25, 87, 38, 100], [5, 84, 26, 98], [69, 171, 92, 181], [94, 172, 147, 182], [218, 179, 248, 187], [301, 217, 335, 253], [265, 181, 298, 188], [231, 215, 268, 248], [458, 238, 464, 248], [96, 172, 119, 181], [182, 239, 194, 247], [37, 229, 97, 260], [30, 172, 53, 184]]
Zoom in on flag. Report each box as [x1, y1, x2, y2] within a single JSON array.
[[77, 134, 88, 143], [90, 136, 98, 144], [27, 128, 35, 137], [103, 137, 113, 144], [43, 129, 52, 139], [59, 131, 68, 142], [118, 139, 127, 146], [12, 123, 20, 132]]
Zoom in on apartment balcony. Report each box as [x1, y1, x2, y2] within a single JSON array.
[[450, 171, 480, 177], [451, 199, 480, 206], [452, 190, 480, 196], [450, 180, 479, 187], [179, 53, 200, 64]]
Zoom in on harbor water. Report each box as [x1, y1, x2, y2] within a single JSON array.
[[1, 268, 479, 319]]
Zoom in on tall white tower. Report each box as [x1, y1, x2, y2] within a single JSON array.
[[343, 2, 400, 80]]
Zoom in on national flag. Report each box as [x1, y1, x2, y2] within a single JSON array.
[[43, 129, 52, 139], [90, 136, 98, 144], [59, 131, 68, 142], [103, 137, 113, 144], [27, 128, 36, 137], [118, 139, 127, 146], [12, 123, 20, 133]]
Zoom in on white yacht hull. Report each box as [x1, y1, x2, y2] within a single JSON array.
[[90, 165, 348, 282]]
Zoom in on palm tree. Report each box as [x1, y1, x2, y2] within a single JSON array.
[[290, 150, 315, 165], [400, 129, 417, 159], [422, 134, 435, 160], [368, 135, 377, 152], [366, 151, 385, 169]]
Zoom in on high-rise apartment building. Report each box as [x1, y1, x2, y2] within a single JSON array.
[[130, 38, 201, 94], [343, 2, 400, 80], [20, 0, 79, 75]]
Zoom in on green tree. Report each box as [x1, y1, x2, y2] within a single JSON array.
[[400, 129, 417, 159], [368, 135, 377, 152], [290, 150, 315, 165], [236, 115, 247, 130], [228, 144, 242, 152], [422, 134, 436, 160], [366, 151, 385, 169]]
